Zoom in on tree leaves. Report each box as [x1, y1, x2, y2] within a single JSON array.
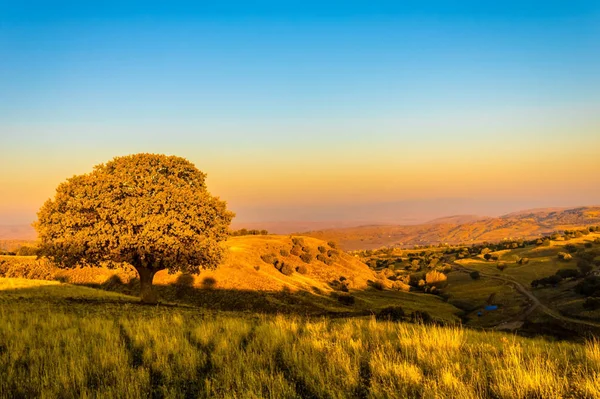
[[36, 153, 234, 273]]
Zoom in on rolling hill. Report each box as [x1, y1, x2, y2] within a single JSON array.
[[307, 206, 600, 250], [0, 234, 461, 319]]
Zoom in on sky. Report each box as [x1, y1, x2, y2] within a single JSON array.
[[1, 1, 599, 227]]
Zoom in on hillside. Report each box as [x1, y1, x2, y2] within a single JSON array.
[[307, 206, 600, 250], [0, 235, 461, 319], [357, 227, 600, 337]]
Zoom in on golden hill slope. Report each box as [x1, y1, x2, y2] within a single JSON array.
[[0, 235, 376, 293], [0, 235, 462, 319]]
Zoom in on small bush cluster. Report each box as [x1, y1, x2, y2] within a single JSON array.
[[583, 297, 600, 310], [280, 263, 294, 276], [279, 249, 289, 257], [575, 276, 600, 297], [368, 280, 384, 291], [337, 294, 355, 306], [290, 246, 302, 256], [375, 307, 434, 324], [260, 253, 277, 264], [376, 306, 405, 321], [565, 244, 578, 253], [230, 229, 268, 236], [327, 249, 339, 258], [299, 253, 313, 264], [557, 252, 572, 261], [295, 265, 308, 274]]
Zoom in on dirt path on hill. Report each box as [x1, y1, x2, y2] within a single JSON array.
[[452, 263, 600, 330]]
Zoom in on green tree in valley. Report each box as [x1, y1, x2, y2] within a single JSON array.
[[35, 154, 234, 303]]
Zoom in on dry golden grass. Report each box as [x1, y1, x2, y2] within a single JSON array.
[[1, 279, 599, 398]]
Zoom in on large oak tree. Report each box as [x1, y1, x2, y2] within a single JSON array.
[[35, 153, 234, 303]]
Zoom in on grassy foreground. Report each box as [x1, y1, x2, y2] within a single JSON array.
[[1, 278, 600, 398]]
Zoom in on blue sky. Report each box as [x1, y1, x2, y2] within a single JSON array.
[[1, 1, 599, 225]]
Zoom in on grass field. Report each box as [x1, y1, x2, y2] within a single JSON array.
[[442, 272, 528, 327], [2, 277, 600, 398], [452, 233, 600, 323]]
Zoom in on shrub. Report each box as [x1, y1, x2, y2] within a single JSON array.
[[299, 253, 313, 264], [583, 297, 600, 310], [470, 271, 481, 280], [565, 244, 578, 253], [410, 310, 433, 324], [260, 253, 277, 264], [327, 241, 337, 248], [369, 280, 384, 290], [517, 257, 530, 265], [577, 260, 593, 275], [557, 252, 572, 261], [290, 246, 302, 256], [556, 268, 579, 279], [548, 274, 563, 285], [484, 253, 492, 261], [291, 237, 305, 246], [16, 246, 38, 256], [542, 239, 552, 247], [376, 306, 405, 321], [279, 249, 290, 257], [497, 263, 507, 271], [337, 295, 355, 306], [295, 264, 308, 274], [323, 257, 334, 266], [318, 246, 327, 254], [280, 263, 294, 276], [301, 246, 311, 253], [316, 254, 327, 263], [575, 276, 600, 296], [425, 270, 447, 286]]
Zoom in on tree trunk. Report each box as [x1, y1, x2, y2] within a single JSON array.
[[137, 267, 158, 304]]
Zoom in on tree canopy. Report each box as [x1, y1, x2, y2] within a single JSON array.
[[35, 153, 234, 303]]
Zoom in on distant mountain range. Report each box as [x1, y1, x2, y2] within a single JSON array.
[[3, 206, 600, 251], [306, 206, 600, 250]]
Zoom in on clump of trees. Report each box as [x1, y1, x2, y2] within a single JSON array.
[[229, 229, 268, 236], [35, 154, 234, 303]]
